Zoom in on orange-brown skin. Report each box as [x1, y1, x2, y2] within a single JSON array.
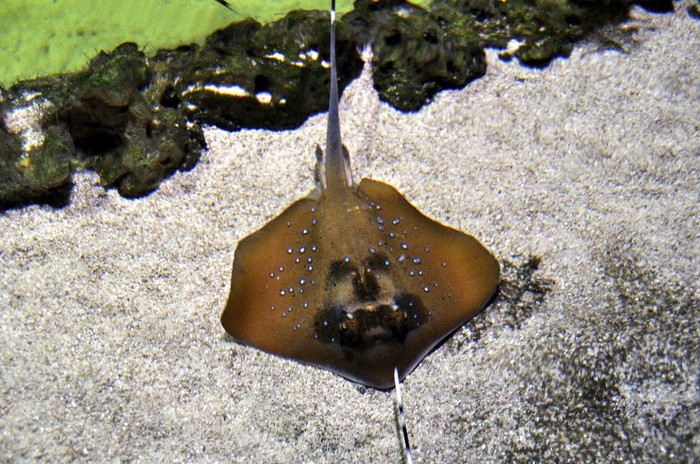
[[222, 178, 499, 389], [221, 4, 498, 389]]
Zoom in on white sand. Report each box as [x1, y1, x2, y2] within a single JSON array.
[[1, 4, 699, 462]]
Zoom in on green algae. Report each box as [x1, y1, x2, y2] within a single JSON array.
[[0, 0, 430, 86], [0, 0, 669, 210]]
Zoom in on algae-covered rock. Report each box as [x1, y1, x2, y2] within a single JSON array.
[[169, 11, 363, 131], [0, 127, 74, 209], [343, 0, 636, 110], [0, 90, 74, 209], [0, 1, 670, 210], [91, 102, 199, 197], [435, 0, 636, 66], [347, 0, 486, 111], [62, 43, 151, 154], [60, 43, 203, 197], [1, 43, 205, 208]]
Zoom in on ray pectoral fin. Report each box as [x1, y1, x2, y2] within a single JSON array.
[[221, 197, 318, 356], [357, 178, 500, 378]]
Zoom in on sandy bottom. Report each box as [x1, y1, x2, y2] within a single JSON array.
[[1, 4, 699, 463]]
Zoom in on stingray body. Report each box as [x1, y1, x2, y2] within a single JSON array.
[[221, 2, 499, 389]]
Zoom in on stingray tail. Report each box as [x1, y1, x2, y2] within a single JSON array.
[[395, 367, 414, 464], [323, 0, 353, 191]]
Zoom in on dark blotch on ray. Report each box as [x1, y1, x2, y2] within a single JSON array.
[[328, 254, 393, 302], [328, 259, 356, 282], [353, 269, 381, 302], [313, 291, 428, 352], [366, 253, 390, 272]]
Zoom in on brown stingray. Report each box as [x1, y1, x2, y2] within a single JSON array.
[[221, 4, 499, 389]]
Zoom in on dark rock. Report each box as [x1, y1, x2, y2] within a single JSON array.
[[436, 0, 634, 66], [1, 43, 205, 208], [347, 0, 486, 111], [0, 91, 74, 209], [0, 1, 672, 210], [171, 11, 363, 131], [688, 1, 700, 19], [62, 43, 151, 155], [636, 0, 675, 13], [59, 43, 203, 197]]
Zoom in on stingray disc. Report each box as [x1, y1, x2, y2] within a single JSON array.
[[222, 178, 499, 388]]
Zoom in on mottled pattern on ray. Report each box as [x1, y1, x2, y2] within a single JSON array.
[[222, 178, 499, 388], [221, 0, 499, 389]]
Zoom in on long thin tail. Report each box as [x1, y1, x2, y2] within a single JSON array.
[[212, 0, 238, 13], [324, 0, 352, 190], [395, 367, 414, 464]]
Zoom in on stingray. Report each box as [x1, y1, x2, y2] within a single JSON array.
[[221, 2, 499, 390]]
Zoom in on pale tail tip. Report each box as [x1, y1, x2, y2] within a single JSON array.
[[394, 367, 414, 464]]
